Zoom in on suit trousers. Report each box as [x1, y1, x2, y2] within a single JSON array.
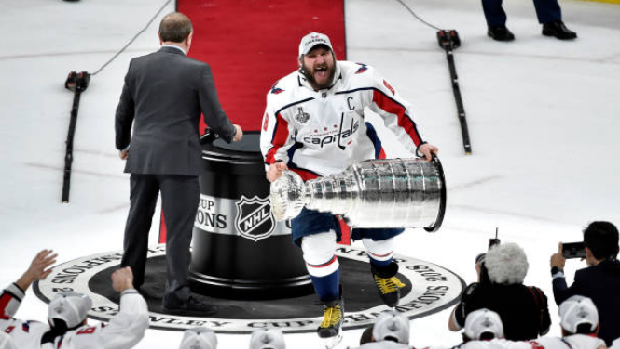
[[120, 174, 199, 300], [481, 0, 562, 27]]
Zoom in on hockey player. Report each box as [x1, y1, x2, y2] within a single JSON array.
[[0, 250, 149, 349], [260, 32, 438, 341]]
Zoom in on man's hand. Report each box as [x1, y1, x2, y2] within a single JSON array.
[[119, 148, 129, 160], [418, 143, 439, 162], [17, 250, 57, 291], [232, 124, 243, 142], [112, 267, 134, 293], [267, 162, 288, 183], [550, 242, 566, 268]]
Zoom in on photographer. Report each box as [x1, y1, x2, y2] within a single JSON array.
[[550, 221, 620, 346], [448, 243, 551, 341]]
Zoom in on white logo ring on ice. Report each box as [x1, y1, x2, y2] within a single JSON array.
[[34, 244, 464, 333]]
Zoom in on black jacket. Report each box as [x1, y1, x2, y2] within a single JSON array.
[[115, 46, 236, 175], [454, 282, 551, 341], [552, 260, 620, 346]]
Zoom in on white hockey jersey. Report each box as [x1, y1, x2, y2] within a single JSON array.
[[533, 335, 607, 349], [349, 341, 416, 349], [456, 339, 535, 349], [260, 61, 426, 180], [0, 283, 149, 349]]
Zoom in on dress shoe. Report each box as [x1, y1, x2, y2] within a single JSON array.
[[488, 26, 515, 42], [162, 295, 218, 316], [542, 21, 577, 40], [135, 286, 155, 299]]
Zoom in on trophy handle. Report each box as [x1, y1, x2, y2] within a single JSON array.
[[424, 155, 447, 232]]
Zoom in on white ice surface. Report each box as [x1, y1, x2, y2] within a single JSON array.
[[0, 0, 619, 348]]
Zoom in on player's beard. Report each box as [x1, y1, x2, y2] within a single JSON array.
[[301, 57, 336, 90]]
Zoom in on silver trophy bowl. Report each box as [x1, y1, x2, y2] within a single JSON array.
[[269, 158, 446, 231]]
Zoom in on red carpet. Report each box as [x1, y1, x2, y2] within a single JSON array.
[[160, 0, 346, 242], [178, 0, 347, 132]]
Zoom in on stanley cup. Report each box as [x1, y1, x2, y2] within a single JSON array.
[[269, 158, 446, 231]]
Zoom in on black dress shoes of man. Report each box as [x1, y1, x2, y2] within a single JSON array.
[[488, 26, 515, 42], [542, 21, 577, 40], [162, 293, 218, 316]]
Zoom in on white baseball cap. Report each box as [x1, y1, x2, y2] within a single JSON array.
[[464, 308, 504, 340], [48, 292, 92, 329], [249, 329, 286, 349], [298, 32, 333, 57], [0, 332, 17, 349], [559, 295, 599, 333], [372, 310, 410, 344], [178, 328, 218, 349]]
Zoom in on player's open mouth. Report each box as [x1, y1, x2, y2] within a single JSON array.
[[315, 67, 327, 80]]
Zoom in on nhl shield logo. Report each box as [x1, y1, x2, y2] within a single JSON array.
[[295, 107, 310, 123], [235, 195, 276, 241]]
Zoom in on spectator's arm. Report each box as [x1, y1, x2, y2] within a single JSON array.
[[551, 265, 579, 305], [15, 250, 57, 292], [99, 289, 149, 349], [448, 304, 463, 331], [550, 242, 574, 305], [97, 268, 149, 349], [0, 283, 25, 319], [1, 249, 57, 319]]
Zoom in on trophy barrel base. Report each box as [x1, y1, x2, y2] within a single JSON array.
[[188, 270, 313, 300]]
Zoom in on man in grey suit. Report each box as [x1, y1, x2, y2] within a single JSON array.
[[115, 12, 242, 314]]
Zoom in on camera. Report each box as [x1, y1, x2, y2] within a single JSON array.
[[489, 227, 501, 248], [475, 228, 501, 285], [561, 241, 586, 259]]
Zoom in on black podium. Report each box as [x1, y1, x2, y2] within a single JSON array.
[[189, 131, 312, 298]]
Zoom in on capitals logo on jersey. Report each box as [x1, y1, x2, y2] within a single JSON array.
[[270, 81, 284, 95], [234, 195, 276, 241], [354, 62, 368, 74]]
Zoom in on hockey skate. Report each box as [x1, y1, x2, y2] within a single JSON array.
[[371, 262, 405, 307], [318, 299, 344, 349]]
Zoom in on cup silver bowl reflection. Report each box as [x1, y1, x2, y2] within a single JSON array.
[[269, 158, 446, 231]]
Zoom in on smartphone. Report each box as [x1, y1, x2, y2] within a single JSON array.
[[489, 228, 501, 248], [562, 241, 586, 259]]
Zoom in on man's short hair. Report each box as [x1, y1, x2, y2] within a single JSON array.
[[159, 12, 192, 43], [485, 242, 529, 285], [584, 221, 619, 260]]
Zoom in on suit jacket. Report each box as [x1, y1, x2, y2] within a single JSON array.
[[553, 260, 620, 345], [115, 46, 236, 175]]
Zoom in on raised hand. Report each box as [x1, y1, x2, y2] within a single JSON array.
[[112, 266, 134, 293], [17, 250, 57, 291]]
